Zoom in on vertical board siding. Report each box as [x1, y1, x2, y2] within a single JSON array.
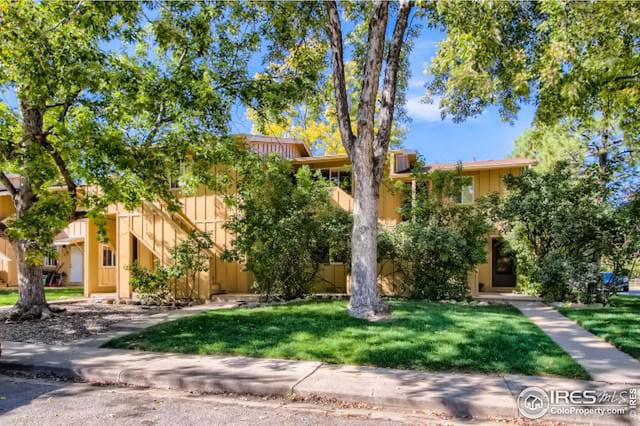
[[102, 162, 528, 299]]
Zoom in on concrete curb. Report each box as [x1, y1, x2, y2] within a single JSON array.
[[0, 342, 636, 425], [0, 357, 517, 419]]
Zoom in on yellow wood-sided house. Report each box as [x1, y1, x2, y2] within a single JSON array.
[[0, 134, 534, 299]]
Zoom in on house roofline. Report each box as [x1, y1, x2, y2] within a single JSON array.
[[426, 158, 537, 172], [239, 133, 312, 157]]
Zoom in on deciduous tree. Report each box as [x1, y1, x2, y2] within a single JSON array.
[[0, 1, 323, 319], [325, 0, 415, 319], [427, 1, 640, 194]]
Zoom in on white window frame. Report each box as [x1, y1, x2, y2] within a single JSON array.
[[101, 245, 116, 268], [456, 176, 475, 204]]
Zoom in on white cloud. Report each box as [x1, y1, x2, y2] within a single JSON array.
[[407, 77, 426, 89], [406, 96, 443, 122]]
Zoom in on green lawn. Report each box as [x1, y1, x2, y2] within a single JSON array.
[[106, 300, 588, 379], [0, 287, 84, 306], [559, 295, 640, 361]]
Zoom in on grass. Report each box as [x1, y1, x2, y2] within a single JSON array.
[[559, 295, 640, 361], [0, 287, 84, 306], [106, 300, 588, 379]]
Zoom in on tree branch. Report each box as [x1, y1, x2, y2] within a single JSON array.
[[35, 136, 77, 201], [0, 171, 17, 197], [325, 1, 355, 155], [47, 1, 84, 33], [45, 90, 82, 135], [356, 0, 389, 154], [143, 103, 168, 147], [374, 0, 412, 166]]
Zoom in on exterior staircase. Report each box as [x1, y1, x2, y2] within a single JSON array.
[[121, 198, 229, 297]]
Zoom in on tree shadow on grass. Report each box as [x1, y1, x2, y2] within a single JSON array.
[[105, 300, 588, 378]]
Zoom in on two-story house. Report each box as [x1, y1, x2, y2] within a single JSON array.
[[0, 134, 534, 299]]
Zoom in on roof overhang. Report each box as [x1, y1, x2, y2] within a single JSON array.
[[239, 133, 313, 157], [427, 158, 537, 172], [53, 237, 84, 246], [291, 154, 351, 168]]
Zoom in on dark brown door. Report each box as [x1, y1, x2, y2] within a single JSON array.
[[492, 239, 517, 287]]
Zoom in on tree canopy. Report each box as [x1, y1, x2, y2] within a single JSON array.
[[427, 1, 640, 194], [0, 0, 325, 317]]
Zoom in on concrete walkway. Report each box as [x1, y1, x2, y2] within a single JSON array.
[[511, 301, 640, 384], [0, 340, 634, 424]]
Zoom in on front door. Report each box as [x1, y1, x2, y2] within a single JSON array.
[[492, 239, 516, 287], [69, 246, 84, 284]]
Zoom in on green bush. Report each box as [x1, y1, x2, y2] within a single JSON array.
[[130, 230, 214, 304], [222, 154, 351, 301], [389, 223, 473, 300], [489, 163, 633, 304], [130, 261, 172, 305], [387, 163, 491, 301]]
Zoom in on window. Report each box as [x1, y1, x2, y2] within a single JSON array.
[[102, 245, 116, 267], [317, 168, 352, 194], [169, 162, 185, 189], [395, 154, 411, 173], [316, 242, 348, 265], [43, 253, 57, 267], [454, 177, 474, 204]]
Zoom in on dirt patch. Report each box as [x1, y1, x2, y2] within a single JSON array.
[[0, 302, 169, 345]]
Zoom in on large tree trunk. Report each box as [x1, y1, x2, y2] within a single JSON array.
[[348, 157, 387, 319], [325, 0, 412, 320], [6, 102, 54, 320], [10, 240, 50, 320]]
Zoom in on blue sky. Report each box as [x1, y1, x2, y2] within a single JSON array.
[[401, 28, 535, 164], [2, 20, 535, 165], [227, 26, 536, 164]]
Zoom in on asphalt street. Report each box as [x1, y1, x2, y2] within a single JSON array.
[[0, 374, 473, 426]]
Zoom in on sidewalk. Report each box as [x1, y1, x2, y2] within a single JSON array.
[[511, 301, 640, 384], [0, 340, 635, 424]]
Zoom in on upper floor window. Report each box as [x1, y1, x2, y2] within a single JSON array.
[[43, 252, 58, 268], [169, 162, 185, 189], [395, 154, 411, 173], [317, 168, 352, 194], [454, 177, 474, 204], [102, 245, 116, 268]]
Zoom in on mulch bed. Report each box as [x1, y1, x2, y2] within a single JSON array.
[[0, 302, 168, 345]]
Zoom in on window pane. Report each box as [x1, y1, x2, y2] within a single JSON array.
[[400, 182, 412, 222], [460, 183, 474, 204], [102, 246, 116, 267], [330, 170, 340, 186], [454, 178, 474, 204]]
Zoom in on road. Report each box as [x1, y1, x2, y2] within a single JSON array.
[[0, 374, 516, 426]]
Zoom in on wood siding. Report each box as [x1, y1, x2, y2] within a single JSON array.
[[250, 141, 307, 159], [0, 155, 527, 298]]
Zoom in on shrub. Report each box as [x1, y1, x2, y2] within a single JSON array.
[[489, 163, 633, 304], [130, 230, 214, 304], [389, 223, 474, 300], [387, 163, 491, 301], [222, 154, 351, 301], [130, 261, 172, 305]]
